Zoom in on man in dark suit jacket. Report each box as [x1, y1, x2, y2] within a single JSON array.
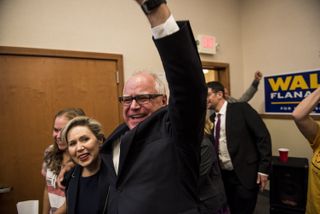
[[207, 81, 272, 214], [98, 1, 207, 214]]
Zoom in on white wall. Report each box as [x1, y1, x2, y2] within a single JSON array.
[[0, 0, 162, 79], [1, 0, 319, 159], [170, 0, 244, 90], [0, 0, 244, 85], [241, 0, 320, 159]]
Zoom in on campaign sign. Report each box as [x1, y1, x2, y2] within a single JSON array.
[[264, 69, 320, 114]]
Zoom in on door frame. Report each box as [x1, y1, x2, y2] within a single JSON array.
[[202, 61, 230, 92]]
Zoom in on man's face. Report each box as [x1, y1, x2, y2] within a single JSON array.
[[207, 88, 223, 111], [122, 73, 167, 129]]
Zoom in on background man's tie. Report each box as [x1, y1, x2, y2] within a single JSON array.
[[214, 113, 221, 151]]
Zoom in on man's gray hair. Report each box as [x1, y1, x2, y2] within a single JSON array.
[[132, 71, 167, 95]]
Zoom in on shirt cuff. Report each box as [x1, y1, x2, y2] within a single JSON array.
[[151, 15, 179, 39], [258, 172, 268, 177]]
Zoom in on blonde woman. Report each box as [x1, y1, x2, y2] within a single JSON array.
[[292, 87, 320, 214], [61, 116, 109, 214]]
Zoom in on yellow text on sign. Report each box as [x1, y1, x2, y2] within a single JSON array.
[[268, 73, 320, 91]]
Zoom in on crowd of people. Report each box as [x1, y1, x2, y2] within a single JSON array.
[[40, 1, 319, 214]]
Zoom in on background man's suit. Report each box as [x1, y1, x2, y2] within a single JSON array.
[[211, 102, 272, 213]]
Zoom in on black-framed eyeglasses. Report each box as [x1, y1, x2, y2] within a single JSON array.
[[118, 94, 163, 106]]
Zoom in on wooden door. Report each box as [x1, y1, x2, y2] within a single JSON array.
[[0, 46, 124, 214]]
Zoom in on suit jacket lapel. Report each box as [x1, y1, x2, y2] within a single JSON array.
[[103, 108, 165, 186], [115, 108, 165, 185], [117, 128, 136, 184], [101, 123, 129, 179], [97, 160, 110, 213], [225, 104, 235, 155], [101, 123, 137, 186], [66, 166, 81, 214]]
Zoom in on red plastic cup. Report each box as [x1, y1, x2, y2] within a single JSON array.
[[278, 148, 289, 162]]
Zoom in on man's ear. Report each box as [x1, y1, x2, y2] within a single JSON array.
[[217, 91, 224, 98], [162, 95, 168, 105]]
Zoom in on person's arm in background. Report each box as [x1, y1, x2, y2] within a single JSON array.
[[41, 152, 50, 214], [54, 202, 67, 214], [292, 87, 320, 143], [227, 71, 262, 103], [242, 103, 271, 192], [42, 186, 50, 214], [57, 161, 76, 189]]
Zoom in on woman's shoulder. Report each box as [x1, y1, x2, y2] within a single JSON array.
[[44, 144, 54, 155], [43, 145, 55, 162]]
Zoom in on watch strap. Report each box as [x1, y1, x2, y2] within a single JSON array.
[[141, 0, 167, 15]]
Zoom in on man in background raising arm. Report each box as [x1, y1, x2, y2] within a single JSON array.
[[225, 71, 263, 103]]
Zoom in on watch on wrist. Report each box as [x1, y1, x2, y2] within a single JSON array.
[[141, 0, 167, 15]]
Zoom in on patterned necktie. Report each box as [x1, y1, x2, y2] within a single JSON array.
[[214, 113, 221, 151]]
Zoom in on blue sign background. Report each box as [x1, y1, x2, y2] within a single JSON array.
[[264, 69, 320, 114]]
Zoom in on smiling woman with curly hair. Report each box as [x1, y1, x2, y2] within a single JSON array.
[[41, 108, 85, 214]]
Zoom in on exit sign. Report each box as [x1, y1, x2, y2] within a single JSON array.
[[197, 34, 217, 55]]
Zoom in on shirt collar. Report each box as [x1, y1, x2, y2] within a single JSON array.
[[216, 101, 228, 116]]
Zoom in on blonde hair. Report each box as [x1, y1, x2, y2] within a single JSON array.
[[61, 116, 105, 146], [204, 118, 214, 136]]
